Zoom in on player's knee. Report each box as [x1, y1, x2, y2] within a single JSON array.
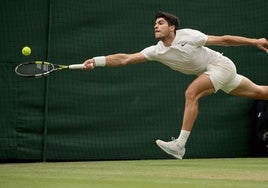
[[256, 87, 268, 99], [185, 88, 198, 102]]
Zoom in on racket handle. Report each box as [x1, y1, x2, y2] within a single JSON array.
[[68, 64, 85, 69]]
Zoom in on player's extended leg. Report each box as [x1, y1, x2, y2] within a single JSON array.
[[229, 76, 268, 99], [156, 73, 215, 159]]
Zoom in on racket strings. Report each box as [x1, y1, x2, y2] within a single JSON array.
[[16, 62, 54, 76]]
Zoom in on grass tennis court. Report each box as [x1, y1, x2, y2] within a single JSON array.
[[0, 158, 268, 188]]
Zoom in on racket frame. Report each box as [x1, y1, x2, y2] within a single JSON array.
[[15, 61, 69, 78]]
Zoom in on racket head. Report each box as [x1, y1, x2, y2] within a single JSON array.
[[15, 61, 68, 78]]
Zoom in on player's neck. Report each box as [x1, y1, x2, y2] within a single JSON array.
[[161, 33, 176, 46]]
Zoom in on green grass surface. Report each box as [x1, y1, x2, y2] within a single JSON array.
[[0, 158, 268, 188]]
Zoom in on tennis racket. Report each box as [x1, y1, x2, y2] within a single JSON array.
[[15, 61, 85, 78]]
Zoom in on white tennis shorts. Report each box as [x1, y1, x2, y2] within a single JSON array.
[[205, 56, 243, 93]]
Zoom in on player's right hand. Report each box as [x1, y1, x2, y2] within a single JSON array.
[[83, 59, 95, 70]]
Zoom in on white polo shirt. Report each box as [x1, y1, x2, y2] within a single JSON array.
[[141, 29, 222, 75], [141, 28, 243, 93]]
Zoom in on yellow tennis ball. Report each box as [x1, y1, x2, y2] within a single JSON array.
[[22, 46, 31, 56]]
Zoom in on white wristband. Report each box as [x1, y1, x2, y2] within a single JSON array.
[[93, 56, 106, 67]]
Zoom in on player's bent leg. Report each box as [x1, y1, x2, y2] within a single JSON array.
[[229, 77, 268, 100], [182, 74, 215, 131], [156, 74, 215, 159]]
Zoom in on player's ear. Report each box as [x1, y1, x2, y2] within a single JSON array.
[[169, 25, 175, 33]]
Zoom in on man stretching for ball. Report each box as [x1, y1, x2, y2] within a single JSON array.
[[83, 11, 268, 159]]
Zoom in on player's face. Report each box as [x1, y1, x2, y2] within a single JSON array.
[[154, 18, 173, 40]]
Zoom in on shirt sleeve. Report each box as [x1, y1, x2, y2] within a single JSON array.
[[188, 29, 208, 46], [140, 45, 156, 61]]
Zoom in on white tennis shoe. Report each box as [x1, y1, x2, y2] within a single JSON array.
[[156, 138, 185, 159]]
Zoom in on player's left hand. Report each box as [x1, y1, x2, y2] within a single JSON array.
[[256, 38, 268, 53]]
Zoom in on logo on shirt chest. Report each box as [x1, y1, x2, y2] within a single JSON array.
[[181, 42, 187, 47]]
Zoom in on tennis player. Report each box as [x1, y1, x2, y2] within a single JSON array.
[[83, 11, 268, 159]]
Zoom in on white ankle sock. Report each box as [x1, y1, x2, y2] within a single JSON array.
[[177, 130, 191, 147]]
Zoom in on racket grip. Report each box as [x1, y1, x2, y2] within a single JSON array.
[[68, 64, 85, 69]]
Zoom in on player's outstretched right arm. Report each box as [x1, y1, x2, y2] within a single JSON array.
[[83, 52, 148, 70]]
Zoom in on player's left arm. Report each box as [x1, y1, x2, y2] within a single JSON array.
[[206, 35, 268, 53]]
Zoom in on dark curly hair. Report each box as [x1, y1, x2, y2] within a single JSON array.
[[155, 11, 180, 32]]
